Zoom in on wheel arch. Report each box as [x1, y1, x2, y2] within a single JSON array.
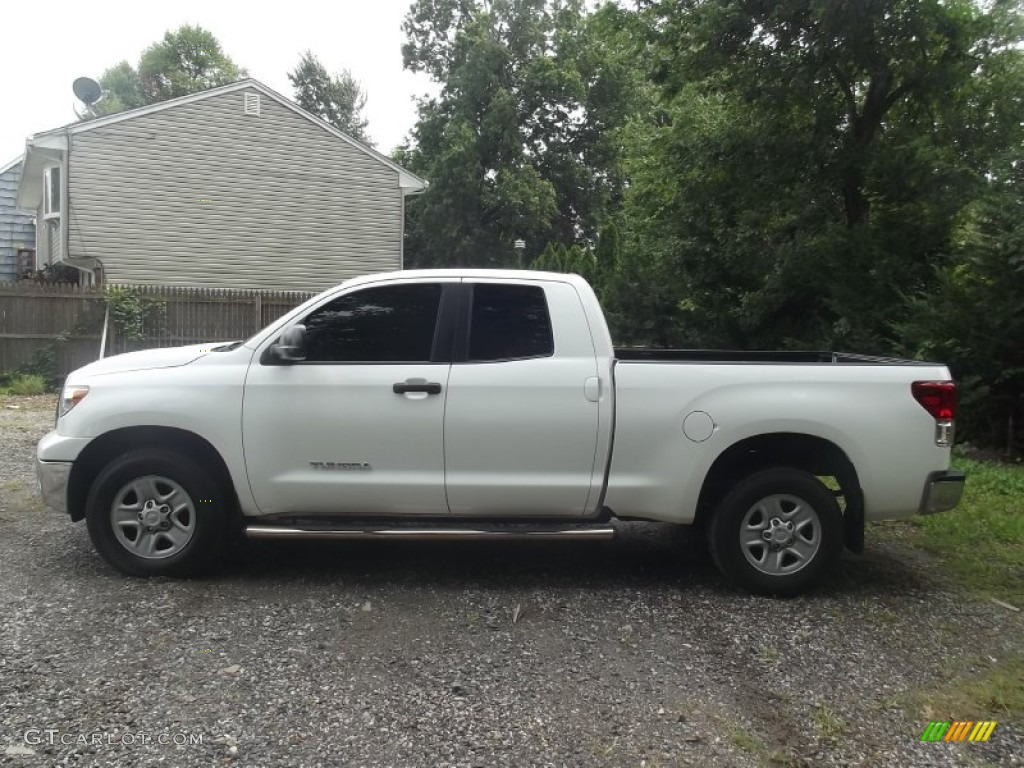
[[695, 432, 864, 553], [68, 426, 239, 524]]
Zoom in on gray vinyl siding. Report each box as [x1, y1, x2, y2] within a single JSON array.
[[0, 162, 36, 282], [67, 88, 403, 291]]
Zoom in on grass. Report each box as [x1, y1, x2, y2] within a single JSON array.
[[727, 725, 800, 767], [810, 704, 846, 744], [871, 607, 899, 626], [0, 373, 48, 396], [912, 653, 1024, 722], [883, 455, 1024, 724], [729, 726, 764, 753], [905, 456, 1024, 603]]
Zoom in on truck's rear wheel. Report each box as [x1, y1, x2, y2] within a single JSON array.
[[85, 448, 228, 577], [708, 468, 843, 595]]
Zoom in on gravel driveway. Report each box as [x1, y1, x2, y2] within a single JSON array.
[[1, 397, 1021, 767]]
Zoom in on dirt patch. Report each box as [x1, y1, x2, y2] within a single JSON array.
[[1, 394, 57, 413]]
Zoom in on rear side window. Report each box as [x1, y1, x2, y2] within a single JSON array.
[[302, 283, 442, 362], [468, 284, 554, 361]]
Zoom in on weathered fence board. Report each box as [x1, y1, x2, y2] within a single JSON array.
[[0, 283, 314, 379]]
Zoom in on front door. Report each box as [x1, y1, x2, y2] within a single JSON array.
[[242, 280, 455, 517]]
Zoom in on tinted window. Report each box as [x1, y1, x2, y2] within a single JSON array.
[[302, 283, 442, 362], [468, 284, 554, 361]]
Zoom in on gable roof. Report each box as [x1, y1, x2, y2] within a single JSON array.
[[0, 155, 23, 175], [29, 78, 426, 192]]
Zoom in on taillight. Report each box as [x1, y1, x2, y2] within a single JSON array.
[[912, 381, 956, 447], [912, 381, 956, 420]]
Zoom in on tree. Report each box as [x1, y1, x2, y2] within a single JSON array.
[[619, 0, 1023, 350], [532, 242, 596, 282], [138, 25, 244, 102], [897, 187, 1024, 453], [90, 26, 244, 117], [897, 123, 1024, 453], [399, 0, 647, 268], [288, 52, 371, 144], [94, 61, 144, 116]]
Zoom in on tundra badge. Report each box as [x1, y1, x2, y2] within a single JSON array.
[[309, 462, 373, 471]]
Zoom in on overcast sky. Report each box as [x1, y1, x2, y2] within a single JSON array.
[[0, 0, 436, 166]]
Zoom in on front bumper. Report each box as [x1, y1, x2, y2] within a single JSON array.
[[37, 459, 72, 514], [919, 470, 966, 514], [36, 431, 92, 516]]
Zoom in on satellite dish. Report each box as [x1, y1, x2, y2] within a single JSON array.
[[73, 77, 103, 106]]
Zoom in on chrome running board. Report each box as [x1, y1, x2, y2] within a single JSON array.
[[244, 525, 616, 541]]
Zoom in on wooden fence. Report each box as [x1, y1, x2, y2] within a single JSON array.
[[0, 282, 315, 379]]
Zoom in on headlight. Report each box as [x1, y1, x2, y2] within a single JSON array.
[[59, 385, 90, 417]]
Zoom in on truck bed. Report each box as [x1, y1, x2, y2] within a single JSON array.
[[614, 348, 934, 365]]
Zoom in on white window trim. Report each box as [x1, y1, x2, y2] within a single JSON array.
[[43, 164, 61, 220]]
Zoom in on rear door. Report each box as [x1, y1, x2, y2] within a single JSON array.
[[443, 279, 602, 517], [243, 279, 457, 516]]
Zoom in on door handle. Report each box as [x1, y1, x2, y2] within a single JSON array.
[[393, 381, 442, 395]]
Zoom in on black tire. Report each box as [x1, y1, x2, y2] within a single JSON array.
[[707, 467, 843, 596], [85, 448, 229, 577]]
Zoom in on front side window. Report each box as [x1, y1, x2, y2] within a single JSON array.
[[43, 166, 61, 216], [468, 284, 554, 361], [301, 283, 442, 363]]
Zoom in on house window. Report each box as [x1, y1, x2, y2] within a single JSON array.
[[43, 166, 61, 217], [244, 93, 261, 116]]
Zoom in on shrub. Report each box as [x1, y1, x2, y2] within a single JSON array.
[[4, 373, 48, 396]]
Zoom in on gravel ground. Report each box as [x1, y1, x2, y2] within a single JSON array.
[[1, 395, 1021, 767]]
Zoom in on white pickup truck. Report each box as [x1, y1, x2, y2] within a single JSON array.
[[36, 269, 964, 594]]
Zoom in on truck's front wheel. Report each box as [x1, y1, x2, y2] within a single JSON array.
[[708, 468, 843, 595], [85, 449, 229, 577]]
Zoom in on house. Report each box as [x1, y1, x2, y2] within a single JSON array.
[[0, 157, 36, 282], [16, 79, 426, 291]]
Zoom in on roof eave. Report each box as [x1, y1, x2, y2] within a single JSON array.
[[0, 154, 24, 175], [399, 172, 428, 195], [17, 139, 66, 208]]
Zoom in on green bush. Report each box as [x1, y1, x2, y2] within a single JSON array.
[[3, 374, 48, 396]]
